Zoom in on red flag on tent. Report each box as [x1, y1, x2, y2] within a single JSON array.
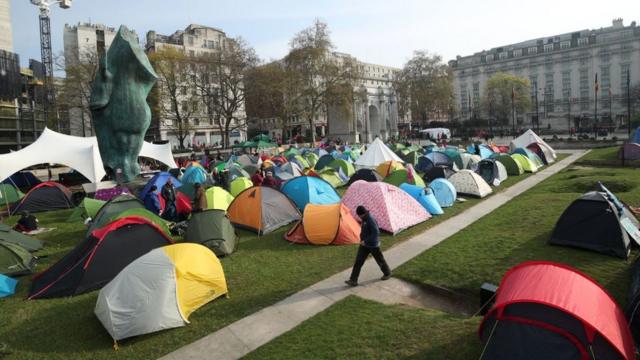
[[595, 73, 599, 92]]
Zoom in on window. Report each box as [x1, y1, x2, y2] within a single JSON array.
[[622, 51, 631, 61], [545, 73, 555, 112], [513, 49, 522, 57], [499, 52, 508, 60], [580, 90, 589, 110], [577, 38, 589, 46], [486, 54, 494, 61], [560, 41, 571, 49], [600, 52, 610, 63], [545, 56, 553, 69], [600, 66, 610, 89], [189, 50, 195, 57], [544, 44, 554, 52], [621, 30, 632, 39], [528, 46, 538, 55], [188, 36, 194, 46]]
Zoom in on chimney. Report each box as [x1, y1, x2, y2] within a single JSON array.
[[612, 18, 624, 28]]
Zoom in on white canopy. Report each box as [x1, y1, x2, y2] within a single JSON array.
[[0, 128, 177, 183], [354, 138, 404, 169], [419, 128, 451, 138], [510, 129, 557, 158]]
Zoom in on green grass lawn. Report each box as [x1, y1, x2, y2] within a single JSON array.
[[245, 296, 481, 360], [0, 156, 568, 359], [575, 146, 640, 167], [246, 163, 640, 360]]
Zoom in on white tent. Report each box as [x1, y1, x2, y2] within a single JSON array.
[[354, 138, 404, 169], [419, 128, 451, 139], [448, 170, 493, 198], [510, 129, 557, 159], [0, 128, 177, 183]]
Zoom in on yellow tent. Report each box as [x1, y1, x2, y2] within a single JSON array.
[[230, 177, 253, 197], [205, 187, 234, 211]]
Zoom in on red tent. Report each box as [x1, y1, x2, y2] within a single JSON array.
[[479, 261, 635, 360], [158, 191, 192, 214]]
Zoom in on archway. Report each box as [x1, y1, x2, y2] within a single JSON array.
[[369, 105, 380, 138]]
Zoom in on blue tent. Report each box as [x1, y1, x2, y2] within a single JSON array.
[[139, 172, 182, 200], [429, 178, 457, 208], [633, 127, 640, 144], [312, 148, 329, 157], [0, 274, 17, 298], [314, 154, 335, 171], [181, 165, 208, 185], [281, 176, 340, 211], [425, 152, 454, 169], [478, 144, 494, 159], [415, 156, 436, 173], [400, 183, 443, 215], [3, 172, 41, 190]]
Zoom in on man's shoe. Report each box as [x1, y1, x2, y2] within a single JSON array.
[[345, 279, 358, 287], [381, 274, 392, 281]]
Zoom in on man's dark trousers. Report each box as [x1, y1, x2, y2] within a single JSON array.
[[349, 245, 391, 281]]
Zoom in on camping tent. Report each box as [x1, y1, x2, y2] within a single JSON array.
[[423, 165, 456, 183], [230, 177, 253, 197], [184, 210, 238, 257], [477, 144, 494, 159], [285, 203, 360, 245], [443, 149, 464, 169], [495, 154, 524, 176], [494, 161, 508, 183], [12, 182, 74, 214], [205, 187, 235, 212], [384, 166, 426, 188], [510, 129, 556, 159], [95, 243, 228, 341], [314, 154, 335, 171], [281, 176, 340, 212], [549, 191, 637, 259], [460, 153, 482, 170], [0, 184, 24, 206], [619, 143, 640, 160], [67, 197, 106, 222], [317, 168, 347, 188], [139, 172, 182, 201], [347, 169, 383, 186], [448, 170, 493, 198], [375, 160, 405, 178], [86, 194, 144, 235], [354, 138, 404, 169], [400, 183, 443, 215], [0, 240, 34, 276], [304, 153, 319, 167], [342, 180, 429, 234], [29, 216, 173, 299], [475, 159, 501, 186], [424, 152, 455, 170], [513, 147, 544, 168], [111, 208, 172, 237], [0, 223, 43, 251], [2, 172, 41, 190], [274, 162, 303, 181], [181, 165, 208, 185], [528, 143, 556, 164], [0, 274, 17, 298], [227, 186, 301, 234], [428, 178, 457, 208], [511, 154, 538, 173], [479, 261, 635, 360], [328, 159, 355, 177]]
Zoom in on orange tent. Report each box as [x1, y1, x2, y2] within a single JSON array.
[[285, 203, 360, 245], [375, 160, 405, 177], [227, 186, 300, 235]]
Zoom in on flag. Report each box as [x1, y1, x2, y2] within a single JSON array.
[[595, 73, 599, 92]]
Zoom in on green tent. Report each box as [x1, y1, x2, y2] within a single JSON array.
[[328, 159, 355, 177], [177, 183, 196, 200], [317, 168, 346, 188], [444, 149, 464, 169], [184, 209, 238, 257], [495, 154, 524, 176], [111, 208, 172, 237], [67, 197, 106, 222], [384, 169, 426, 188], [0, 224, 43, 251], [304, 153, 319, 167], [511, 154, 538, 173], [0, 239, 34, 276], [402, 151, 420, 166], [390, 143, 406, 152], [86, 194, 144, 235], [230, 177, 253, 197], [252, 134, 272, 143], [0, 184, 24, 206], [283, 148, 299, 157]]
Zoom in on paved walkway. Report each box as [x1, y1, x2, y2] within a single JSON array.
[[160, 150, 587, 360]]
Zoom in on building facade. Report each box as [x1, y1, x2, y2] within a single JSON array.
[[449, 19, 640, 132], [63, 23, 121, 137], [0, 0, 13, 52], [146, 24, 247, 149]]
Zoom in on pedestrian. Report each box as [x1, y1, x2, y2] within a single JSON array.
[[161, 178, 177, 221], [143, 185, 162, 215], [14, 211, 38, 233], [262, 170, 280, 189], [345, 206, 391, 286], [192, 183, 207, 212], [251, 169, 264, 186]]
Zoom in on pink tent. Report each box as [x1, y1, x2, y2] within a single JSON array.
[[342, 180, 430, 234], [618, 143, 640, 160]]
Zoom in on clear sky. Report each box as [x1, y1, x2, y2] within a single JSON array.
[[8, 0, 640, 69]]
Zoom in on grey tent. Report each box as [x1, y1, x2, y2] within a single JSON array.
[[86, 194, 144, 236], [0, 224, 43, 251], [185, 209, 238, 257]]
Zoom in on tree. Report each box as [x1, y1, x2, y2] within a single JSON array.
[[192, 37, 259, 148], [283, 20, 361, 143], [482, 72, 532, 130], [394, 51, 455, 127], [148, 47, 199, 149], [245, 61, 291, 136]]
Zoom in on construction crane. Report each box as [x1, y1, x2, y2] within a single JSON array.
[[30, 0, 72, 131]]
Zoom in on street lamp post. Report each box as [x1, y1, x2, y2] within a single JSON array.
[[534, 82, 540, 133], [566, 88, 571, 137], [628, 69, 632, 138]]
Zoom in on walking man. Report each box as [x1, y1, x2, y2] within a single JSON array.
[[192, 183, 207, 212], [345, 206, 391, 286], [161, 178, 177, 221]]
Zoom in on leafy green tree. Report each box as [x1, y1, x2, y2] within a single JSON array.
[[482, 72, 532, 127]]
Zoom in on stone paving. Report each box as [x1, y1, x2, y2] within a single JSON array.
[[160, 150, 587, 360]]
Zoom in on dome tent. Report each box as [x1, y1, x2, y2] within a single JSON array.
[[328, 158, 355, 177], [511, 153, 538, 173], [86, 194, 144, 236], [494, 154, 523, 176], [428, 178, 457, 208], [347, 168, 383, 186], [29, 216, 173, 299], [0, 223, 43, 251], [475, 159, 501, 186], [139, 172, 182, 201], [227, 186, 301, 235], [513, 147, 544, 168], [342, 180, 429, 234], [95, 243, 228, 341], [384, 165, 426, 188], [181, 164, 209, 185], [185, 210, 238, 257], [375, 160, 405, 178], [12, 182, 74, 215], [354, 138, 404, 169], [230, 177, 253, 197], [285, 203, 360, 245], [422, 165, 456, 183], [400, 183, 443, 215], [480, 261, 634, 360], [281, 176, 340, 212], [205, 187, 234, 212], [448, 170, 492, 198], [0, 240, 35, 276]]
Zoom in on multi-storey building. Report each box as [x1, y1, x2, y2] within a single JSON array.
[[63, 23, 122, 136], [146, 24, 247, 148], [0, 0, 13, 53], [449, 19, 640, 131]]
